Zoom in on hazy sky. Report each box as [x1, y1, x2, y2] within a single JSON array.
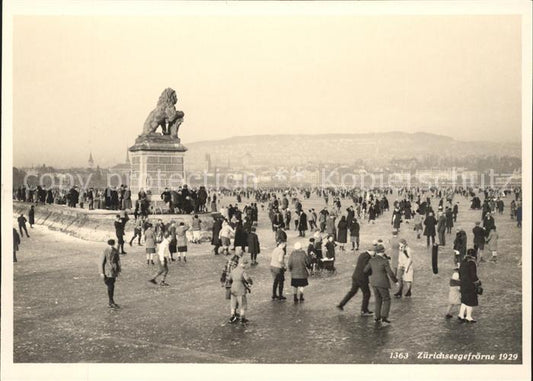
[[12, 14, 522, 168]]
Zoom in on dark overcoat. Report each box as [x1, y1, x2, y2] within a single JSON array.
[[423, 215, 437, 237]]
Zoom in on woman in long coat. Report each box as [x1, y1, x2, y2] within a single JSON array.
[[453, 229, 467, 264], [325, 215, 337, 241], [297, 211, 308, 237], [368, 203, 376, 223], [233, 221, 248, 252], [423, 212, 437, 247], [445, 208, 454, 233], [46, 189, 54, 204], [176, 222, 190, 261], [322, 235, 337, 272], [336, 216, 348, 251], [144, 224, 156, 265], [458, 249, 481, 323], [485, 227, 498, 262], [246, 226, 261, 265], [391, 207, 402, 231], [287, 242, 311, 303], [28, 206, 35, 228]]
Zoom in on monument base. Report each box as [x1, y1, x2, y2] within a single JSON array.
[[129, 134, 187, 203]]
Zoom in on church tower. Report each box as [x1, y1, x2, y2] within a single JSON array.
[[88, 152, 94, 169]]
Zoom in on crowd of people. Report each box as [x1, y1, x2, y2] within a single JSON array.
[[14, 183, 522, 327]]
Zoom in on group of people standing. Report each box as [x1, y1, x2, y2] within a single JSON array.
[[336, 238, 414, 325], [11, 183, 514, 328], [102, 185, 516, 326]]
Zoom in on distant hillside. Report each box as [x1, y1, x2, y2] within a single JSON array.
[[184, 132, 521, 170]]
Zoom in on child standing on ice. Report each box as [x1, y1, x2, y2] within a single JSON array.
[[445, 267, 461, 319]]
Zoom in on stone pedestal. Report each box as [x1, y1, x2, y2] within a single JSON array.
[[129, 134, 187, 202]]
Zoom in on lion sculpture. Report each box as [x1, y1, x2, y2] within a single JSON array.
[[142, 88, 184, 139]]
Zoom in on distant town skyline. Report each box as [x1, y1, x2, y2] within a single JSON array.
[[11, 12, 523, 168], [14, 130, 522, 170], [15, 130, 521, 171]]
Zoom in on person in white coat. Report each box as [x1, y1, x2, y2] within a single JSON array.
[[485, 226, 499, 262], [149, 232, 171, 286], [394, 238, 413, 298], [219, 220, 235, 255]]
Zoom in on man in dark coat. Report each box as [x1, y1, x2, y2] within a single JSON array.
[[297, 211, 308, 237], [28, 205, 35, 228], [118, 186, 126, 210], [13, 228, 21, 262], [294, 199, 302, 214], [318, 207, 329, 232], [272, 210, 284, 231], [247, 226, 261, 265], [46, 188, 54, 204], [423, 212, 437, 247], [472, 221, 486, 262], [336, 247, 374, 315], [87, 188, 95, 210], [349, 218, 360, 251], [114, 215, 127, 254], [453, 202, 459, 222], [111, 187, 119, 210], [482, 212, 496, 237], [481, 200, 491, 220], [99, 239, 121, 309], [275, 226, 287, 245], [17, 214, 30, 238], [197, 186, 208, 213], [211, 216, 223, 255], [363, 244, 398, 325], [445, 207, 454, 233], [233, 221, 248, 252], [437, 212, 447, 246], [346, 206, 355, 228], [161, 188, 172, 213]]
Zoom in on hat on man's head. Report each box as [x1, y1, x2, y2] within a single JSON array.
[[375, 244, 385, 253], [107, 239, 116, 246], [399, 238, 407, 245], [294, 242, 302, 250]]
